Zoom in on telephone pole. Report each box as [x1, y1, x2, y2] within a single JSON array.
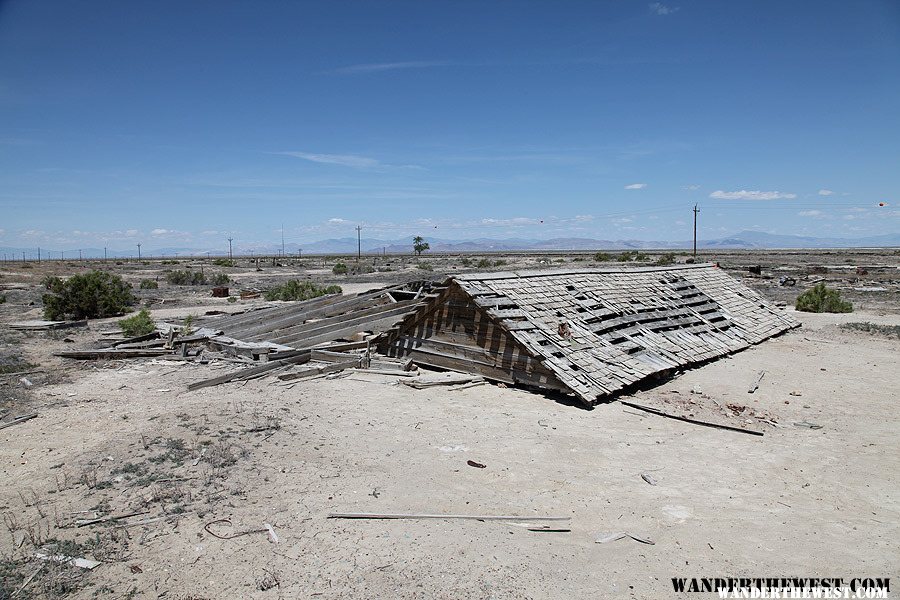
[[37, 247, 41, 263], [356, 225, 362, 262], [281, 224, 285, 257], [228, 237, 233, 260], [692, 203, 700, 258]]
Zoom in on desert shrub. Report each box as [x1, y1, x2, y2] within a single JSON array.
[[119, 309, 155, 337], [212, 258, 235, 267], [20, 263, 32, 269], [165, 270, 207, 285], [332, 262, 348, 275], [795, 283, 853, 313], [656, 253, 676, 266], [460, 257, 473, 267], [616, 250, 649, 262], [210, 273, 230, 286], [476, 258, 492, 268], [493, 259, 507, 267], [0, 294, 5, 304], [227, 296, 237, 303], [349, 264, 375, 275], [593, 252, 612, 261], [42, 275, 62, 290], [139, 279, 158, 289], [417, 262, 433, 271], [42, 271, 135, 320], [264, 280, 342, 301]]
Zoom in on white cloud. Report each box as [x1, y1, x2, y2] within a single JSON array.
[[334, 61, 451, 75], [625, 183, 647, 190], [151, 228, 169, 236], [649, 2, 679, 15], [682, 184, 700, 191], [798, 210, 822, 217], [709, 190, 797, 200], [124, 229, 139, 237], [818, 189, 834, 196], [279, 151, 380, 168], [328, 218, 347, 224], [480, 217, 541, 226]]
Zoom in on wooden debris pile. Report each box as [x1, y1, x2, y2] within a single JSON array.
[[53, 283, 436, 388]]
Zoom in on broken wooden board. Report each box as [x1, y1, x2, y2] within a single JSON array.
[[277, 360, 358, 381], [186, 353, 312, 390], [10, 320, 88, 331], [54, 348, 171, 359]]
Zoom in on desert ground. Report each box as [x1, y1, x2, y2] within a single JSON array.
[[0, 249, 898, 599]]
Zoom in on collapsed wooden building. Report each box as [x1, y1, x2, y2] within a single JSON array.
[[54, 264, 798, 403], [381, 264, 800, 406]]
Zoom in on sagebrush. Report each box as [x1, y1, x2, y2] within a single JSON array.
[[119, 309, 155, 337], [264, 280, 342, 301], [42, 271, 135, 320], [139, 279, 158, 289], [795, 283, 853, 313]]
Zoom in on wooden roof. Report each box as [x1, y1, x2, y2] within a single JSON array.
[[399, 264, 799, 404]]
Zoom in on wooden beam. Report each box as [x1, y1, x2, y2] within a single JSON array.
[[186, 353, 311, 390]]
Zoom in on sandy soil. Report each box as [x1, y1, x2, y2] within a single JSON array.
[[1, 304, 897, 598]]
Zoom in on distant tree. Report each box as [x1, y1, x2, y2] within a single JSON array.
[[413, 236, 430, 256]]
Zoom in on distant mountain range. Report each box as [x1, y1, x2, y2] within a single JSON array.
[[2, 231, 898, 259]]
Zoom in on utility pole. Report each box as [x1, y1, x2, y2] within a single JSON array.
[[281, 224, 285, 257], [37, 247, 41, 263], [228, 237, 233, 260], [79, 249, 82, 261], [298, 249, 302, 258], [356, 225, 362, 262], [692, 203, 700, 258], [137, 243, 141, 260], [104, 247, 107, 260]]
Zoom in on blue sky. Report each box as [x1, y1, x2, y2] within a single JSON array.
[[1, 0, 898, 252]]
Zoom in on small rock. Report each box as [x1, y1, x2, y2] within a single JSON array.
[[690, 385, 702, 395], [789, 391, 802, 397]]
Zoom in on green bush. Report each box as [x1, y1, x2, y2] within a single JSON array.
[[264, 280, 342, 301], [493, 259, 507, 267], [656, 253, 676, 266], [417, 262, 434, 271], [119, 309, 155, 337], [212, 258, 235, 267], [42, 271, 136, 320], [795, 283, 853, 313], [332, 262, 348, 275], [460, 257, 473, 267], [210, 273, 230, 286], [476, 258, 492, 268], [165, 270, 207, 285], [227, 296, 237, 303], [139, 279, 158, 289], [593, 252, 612, 261], [0, 294, 5, 304], [616, 250, 649, 262]]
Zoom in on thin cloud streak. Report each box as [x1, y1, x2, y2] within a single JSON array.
[[333, 61, 453, 74]]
